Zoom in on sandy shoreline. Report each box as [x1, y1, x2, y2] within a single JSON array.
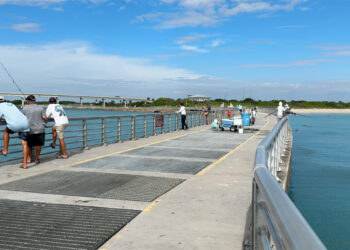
[[292, 109, 350, 114]]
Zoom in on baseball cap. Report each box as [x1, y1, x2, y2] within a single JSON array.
[[26, 95, 36, 101], [49, 97, 57, 103]]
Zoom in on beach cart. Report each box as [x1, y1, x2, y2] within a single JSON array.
[[219, 117, 243, 133]]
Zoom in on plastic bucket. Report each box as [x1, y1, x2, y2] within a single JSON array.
[[241, 113, 250, 126]]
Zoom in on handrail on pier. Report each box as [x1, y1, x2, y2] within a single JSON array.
[[252, 117, 326, 250], [0, 110, 227, 165]]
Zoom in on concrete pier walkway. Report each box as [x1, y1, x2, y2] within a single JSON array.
[[0, 113, 276, 250]]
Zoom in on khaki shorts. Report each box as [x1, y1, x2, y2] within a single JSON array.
[[56, 124, 68, 139]]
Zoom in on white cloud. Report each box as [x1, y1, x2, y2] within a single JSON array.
[[315, 44, 350, 57], [0, 0, 110, 6], [137, 0, 308, 29], [11, 23, 41, 32], [275, 25, 306, 29], [0, 0, 66, 6], [180, 45, 208, 53], [1, 42, 348, 100], [0, 42, 218, 98], [149, 11, 220, 29], [240, 59, 333, 68], [211, 39, 224, 47], [316, 45, 350, 51], [176, 35, 203, 44], [326, 51, 350, 56]]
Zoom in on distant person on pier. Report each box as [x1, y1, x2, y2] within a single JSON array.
[[206, 101, 211, 125], [251, 108, 257, 125], [284, 104, 291, 114], [177, 103, 188, 130], [237, 104, 243, 114], [277, 102, 284, 121], [22, 95, 47, 166], [46, 97, 69, 159], [0, 96, 30, 168]]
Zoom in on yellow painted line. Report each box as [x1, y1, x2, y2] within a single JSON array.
[[196, 116, 271, 176], [60, 128, 207, 169], [143, 200, 160, 212], [99, 235, 122, 250]]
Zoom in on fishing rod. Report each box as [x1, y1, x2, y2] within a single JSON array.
[[286, 111, 308, 117], [0, 61, 25, 97], [264, 111, 276, 117]]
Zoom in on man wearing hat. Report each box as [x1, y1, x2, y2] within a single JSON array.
[[0, 96, 30, 167], [22, 95, 47, 166], [46, 97, 69, 159]]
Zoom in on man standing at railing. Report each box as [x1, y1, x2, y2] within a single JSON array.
[[177, 103, 188, 130], [22, 95, 47, 166], [277, 102, 284, 121], [0, 96, 30, 168], [46, 97, 69, 159]]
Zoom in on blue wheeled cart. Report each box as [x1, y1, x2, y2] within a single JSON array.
[[220, 119, 234, 131], [219, 118, 244, 133]]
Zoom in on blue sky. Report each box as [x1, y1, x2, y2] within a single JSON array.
[[0, 0, 350, 101]]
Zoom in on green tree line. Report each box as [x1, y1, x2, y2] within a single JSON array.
[[10, 98, 350, 109]]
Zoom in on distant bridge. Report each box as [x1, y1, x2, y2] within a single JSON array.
[[0, 92, 151, 107]]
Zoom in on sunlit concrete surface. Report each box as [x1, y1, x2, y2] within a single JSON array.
[[0, 112, 276, 250]]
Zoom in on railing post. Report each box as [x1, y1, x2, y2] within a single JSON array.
[[102, 118, 106, 145], [153, 115, 156, 135], [252, 179, 258, 250], [191, 113, 193, 128], [132, 116, 136, 140], [83, 119, 87, 149], [144, 115, 147, 137], [168, 115, 172, 132], [162, 116, 165, 134], [175, 115, 178, 131], [118, 117, 121, 142]]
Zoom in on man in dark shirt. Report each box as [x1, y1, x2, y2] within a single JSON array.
[[22, 95, 47, 165]]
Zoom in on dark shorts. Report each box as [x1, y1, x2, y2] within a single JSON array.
[[28, 133, 45, 147], [18, 132, 29, 141], [6, 127, 15, 134]]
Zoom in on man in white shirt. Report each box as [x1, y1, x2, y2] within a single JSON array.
[[251, 108, 257, 125], [177, 102, 188, 130], [277, 102, 284, 121], [46, 97, 69, 159]]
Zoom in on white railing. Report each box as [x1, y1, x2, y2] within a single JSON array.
[[252, 116, 326, 250], [0, 110, 225, 165]]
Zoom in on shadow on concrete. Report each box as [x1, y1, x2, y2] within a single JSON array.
[[243, 203, 253, 250]]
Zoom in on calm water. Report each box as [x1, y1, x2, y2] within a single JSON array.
[[64, 108, 142, 117], [289, 114, 350, 250]]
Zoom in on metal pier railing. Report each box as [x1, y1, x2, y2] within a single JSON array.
[[0, 110, 226, 165], [252, 117, 326, 250]]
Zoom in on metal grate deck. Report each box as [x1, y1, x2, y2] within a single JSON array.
[[74, 155, 212, 174], [0, 199, 140, 250], [0, 171, 184, 202], [122, 146, 227, 159]]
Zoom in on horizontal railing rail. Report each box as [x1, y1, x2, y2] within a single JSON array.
[[252, 116, 326, 250], [0, 110, 226, 165]]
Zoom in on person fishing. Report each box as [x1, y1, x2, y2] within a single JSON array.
[[277, 102, 284, 121], [22, 95, 47, 166], [206, 101, 211, 125], [0, 96, 31, 168], [46, 97, 69, 159], [177, 102, 188, 130]]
